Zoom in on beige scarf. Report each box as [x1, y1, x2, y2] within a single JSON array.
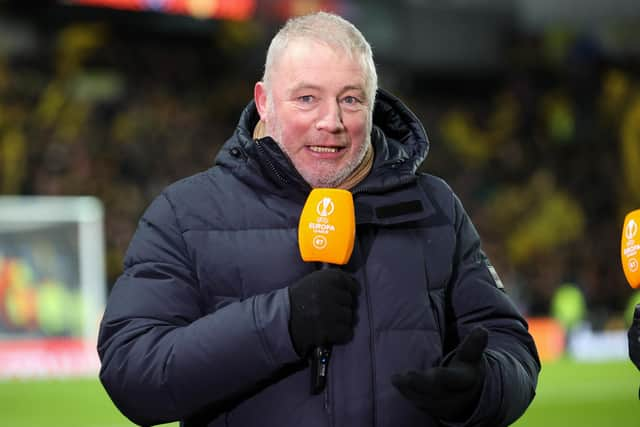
[[253, 119, 373, 189]]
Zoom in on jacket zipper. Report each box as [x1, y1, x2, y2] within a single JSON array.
[[325, 380, 333, 425], [255, 140, 289, 185], [361, 252, 378, 427], [256, 139, 330, 420]]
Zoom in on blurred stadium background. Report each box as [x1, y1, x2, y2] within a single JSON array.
[[0, 0, 639, 425]]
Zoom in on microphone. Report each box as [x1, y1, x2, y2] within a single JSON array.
[[621, 209, 640, 288], [298, 188, 355, 394]]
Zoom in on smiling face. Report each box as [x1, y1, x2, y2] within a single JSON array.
[[254, 39, 372, 188]]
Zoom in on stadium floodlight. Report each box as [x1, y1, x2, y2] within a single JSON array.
[[64, 0, 257, 21]]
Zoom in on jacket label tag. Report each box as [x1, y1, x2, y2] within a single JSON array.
[[375, 200, 423, 219], [487, 263, 505, 290]]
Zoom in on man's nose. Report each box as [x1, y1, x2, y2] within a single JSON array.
[[315, 101, 345, 133]]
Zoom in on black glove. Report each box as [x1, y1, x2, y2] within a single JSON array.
[[629, 305, 640, 372], [392, 327, 488, 422], [288, 269, 360, 358]]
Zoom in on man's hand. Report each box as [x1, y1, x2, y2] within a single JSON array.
[[288, 269, 360, 358], [392, 327, 488, 421]]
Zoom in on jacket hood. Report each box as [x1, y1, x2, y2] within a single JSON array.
[[214, 89, 430, 195], [369, 88, 429, 174]]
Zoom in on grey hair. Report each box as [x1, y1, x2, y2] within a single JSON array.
[[261, 11, 378, 109]]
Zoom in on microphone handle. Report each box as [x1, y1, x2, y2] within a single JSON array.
[[311, 346, 331, 394], [311, 262, 333, 395]]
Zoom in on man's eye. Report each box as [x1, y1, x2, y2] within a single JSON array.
[[299, 95, 314, 103], [342, 96, 361, 105]]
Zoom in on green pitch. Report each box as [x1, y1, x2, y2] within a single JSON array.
[[513, 358, 638, 427], [0, 378, 176, 427], [0, 358, 636, 426]]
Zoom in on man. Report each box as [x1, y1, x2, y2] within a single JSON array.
[[630, 305, 640, 371], [630, 305, 640, 400], [98, 12, 540, 427]]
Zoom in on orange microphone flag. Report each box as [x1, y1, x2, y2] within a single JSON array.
[[622, 209, 640, 288], [298, 189, 355, 265]]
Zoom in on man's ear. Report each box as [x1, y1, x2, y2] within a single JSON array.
[[254, 82, 268, 120]]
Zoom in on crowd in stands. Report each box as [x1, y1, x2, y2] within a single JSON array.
[[1, 15, 638, 328]]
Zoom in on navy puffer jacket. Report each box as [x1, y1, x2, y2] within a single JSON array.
[[98, 90, 540, 427]]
